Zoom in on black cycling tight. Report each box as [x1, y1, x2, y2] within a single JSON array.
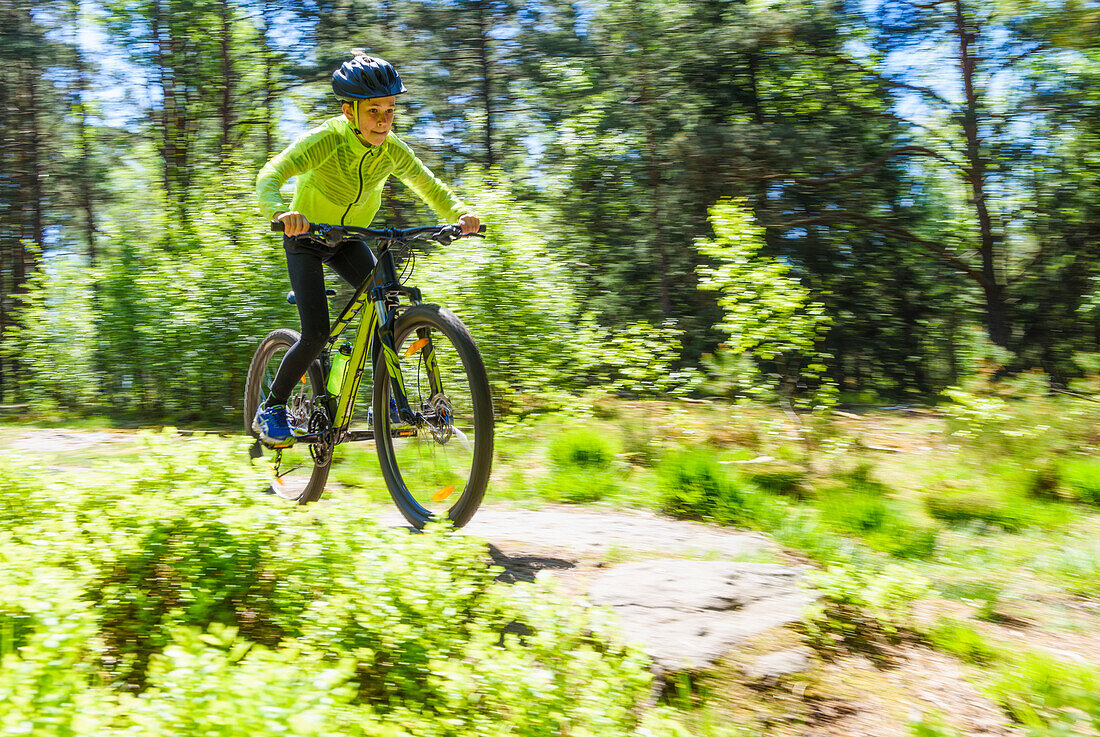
[[266, 236, 377, 407]]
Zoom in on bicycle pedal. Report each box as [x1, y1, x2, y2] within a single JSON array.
[[259, 436, 295, 450]]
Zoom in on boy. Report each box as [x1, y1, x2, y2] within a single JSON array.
[[254, 53, 480, 448]]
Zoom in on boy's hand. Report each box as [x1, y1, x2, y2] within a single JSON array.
[[457, 213, 481, 235], [276, 211, 311, 237]]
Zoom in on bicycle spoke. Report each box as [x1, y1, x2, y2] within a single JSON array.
[[375, 305, 492, 528], [246, 333, 330, 503]]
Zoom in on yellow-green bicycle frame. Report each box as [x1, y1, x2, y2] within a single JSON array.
[[323, 274, 444, 437]]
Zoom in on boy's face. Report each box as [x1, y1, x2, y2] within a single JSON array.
[[343, 96, 396, 146]]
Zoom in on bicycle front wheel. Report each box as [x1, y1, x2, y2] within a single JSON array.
[[243, 328, 331, 503], [373, 304, 494, 529]]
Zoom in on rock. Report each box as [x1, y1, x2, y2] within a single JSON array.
[[744, 647, 814, 682], [586, 559, 814, 674], [460, 506, 774, 561]]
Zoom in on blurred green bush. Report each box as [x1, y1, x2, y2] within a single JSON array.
[[922, 481, 1067, 532], [1058, 457, 1100, 506], [657, 449, 776, 526], [11, 166, 696, 425], [0, 434, 676, 736], [545, 427, 619, 502]]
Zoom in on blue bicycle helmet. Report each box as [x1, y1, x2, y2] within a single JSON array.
[[332, 54, 407, 100]]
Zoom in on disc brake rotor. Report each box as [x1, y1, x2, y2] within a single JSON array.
[[427, 392, 454, 444]]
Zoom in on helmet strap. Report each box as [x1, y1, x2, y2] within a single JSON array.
[[351, 99, 361, 136]]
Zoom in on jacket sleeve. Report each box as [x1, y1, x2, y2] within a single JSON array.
[[390, 142, 469, 223], [256, 130, 338, 221]]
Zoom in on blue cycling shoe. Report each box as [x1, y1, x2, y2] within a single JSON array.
[[253, 403, 296, 448]]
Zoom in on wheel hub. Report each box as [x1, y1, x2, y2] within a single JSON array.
[[427, 392, 454, 444]]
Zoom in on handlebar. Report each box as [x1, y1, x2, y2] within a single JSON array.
[[270, 220, 486, 247]]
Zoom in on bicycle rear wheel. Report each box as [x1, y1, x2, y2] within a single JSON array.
[[373, 304, 494, 529], [243, 328, 331, 503]]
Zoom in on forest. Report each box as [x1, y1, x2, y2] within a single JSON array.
[[2, 0, 1098, 421], [4, 4, 1100, 735]]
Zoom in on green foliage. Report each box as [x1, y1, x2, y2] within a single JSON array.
[[923, 487, 1020, 530], [1037, 536, 1100, 598], [657, 449, 779, 527], [925, 619, 1000, 666], [545, 427, 620, 502], [548, 428, 616, 471], [0, 435, 680, 735], [922, 482, 1067, 532], [7, 254, 101, 409], [940, 579, 1005, 622], [1057, 457, 1100, 506], [908, 713, 964, 737], [820, 489, 891, 532], [801, 562, 932, 654], [420, 169, 697, 406], [418, 170, 596, 402], [121, 627, 372, 736], [13, 164, 290, 423], [768, 509, 850, 565], [818, 487, 937, 559], [940, 387, 1015, 439], [544, 467, 620, 504], [811, 463, 936, 559], [743, 462, 807, 497], [595, 319, 699, 397], [695, 199, 835, 410], [0, 560, 113, 735], [938, 383, 1085, 464], [986, 652, 1100, 736]]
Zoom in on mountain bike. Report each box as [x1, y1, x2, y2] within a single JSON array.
[[244, 220, 493, 529]]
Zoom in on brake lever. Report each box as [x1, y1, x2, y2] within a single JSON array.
[[318, 224, 345, 248], [431, 224, 486, 245]]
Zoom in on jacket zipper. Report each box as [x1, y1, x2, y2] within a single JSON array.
[[341, 151, 369, 225]]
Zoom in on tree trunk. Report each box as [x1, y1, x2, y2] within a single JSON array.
[[218, 0, 233, 159], [745, 52, 770, 212], [261, 0, 274, 156], [23, 67, 44, 253], [473, 0, 496, 169], [153, 0, 190, 228], [152, 1, 172, 195], [954, 0, 1010, 348], [640, 72, 671, 318], [2, 43, 47, 400], [74, 7, 97, 264]]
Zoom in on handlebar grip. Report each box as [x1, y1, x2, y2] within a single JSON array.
[[477, 224, 486, 234], [270, 220, 285, 232]]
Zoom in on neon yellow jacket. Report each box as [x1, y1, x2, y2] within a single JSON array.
[[256, 115, 468, 226]]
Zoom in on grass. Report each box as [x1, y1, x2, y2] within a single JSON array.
[[1034, 532, 1100, 597], [925, 619, 1000, 665], [987, 651, 1100, 735], [5, 393, 1100, 736], [922, 478, 1072, 532], [1058, 456, 1100, 505]]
